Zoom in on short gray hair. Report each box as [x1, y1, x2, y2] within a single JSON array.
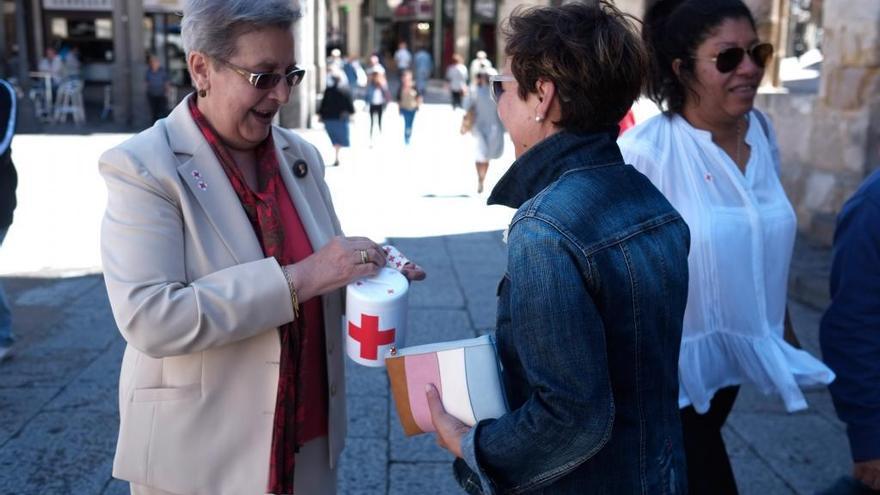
[[181, 0, 301, 60]]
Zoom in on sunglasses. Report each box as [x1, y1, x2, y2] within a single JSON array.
[[216, 58, 306, 90], [489, 74, 516, 103], [695, 42, 774, 73]]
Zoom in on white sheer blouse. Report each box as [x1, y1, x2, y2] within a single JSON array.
[[618, 111, 834, 413]]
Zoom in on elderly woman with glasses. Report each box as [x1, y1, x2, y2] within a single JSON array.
[[618, 1, 833, 493], [425, 3, 691, 493], [98, 1, 424, 494]]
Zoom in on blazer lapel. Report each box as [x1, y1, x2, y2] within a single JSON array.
[[165, 96, 264, 264], [274, 129, 329, 252]]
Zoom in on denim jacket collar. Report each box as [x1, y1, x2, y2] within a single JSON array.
[[488, 128, 622, 209]]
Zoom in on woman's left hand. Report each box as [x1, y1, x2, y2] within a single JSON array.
[[425, 384, 470, 458]]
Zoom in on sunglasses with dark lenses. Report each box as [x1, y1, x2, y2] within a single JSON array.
[[699, 43, 774, 73], [218, 59, 306, 89], [489, 74, 516, 103]]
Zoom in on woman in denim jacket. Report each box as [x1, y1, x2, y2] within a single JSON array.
[[426, 2, 691, 493]]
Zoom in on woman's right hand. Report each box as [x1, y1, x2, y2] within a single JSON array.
[[284, 236, 386, 303]]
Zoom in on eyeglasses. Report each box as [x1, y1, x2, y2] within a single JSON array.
[[216, 58, 306, 90], [489, 74, 516, 103], [694, 43, 774, 73]]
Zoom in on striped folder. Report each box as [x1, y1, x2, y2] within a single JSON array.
[[386, 334, 508, 436]]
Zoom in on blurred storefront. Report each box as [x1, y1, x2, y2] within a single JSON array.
[[0, 0, 325, 129]]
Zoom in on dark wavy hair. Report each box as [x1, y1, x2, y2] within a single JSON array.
[[643, 0, 756, 114], [502, 1, 646, 133]]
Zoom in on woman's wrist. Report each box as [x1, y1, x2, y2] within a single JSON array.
[[282, 262, 318, 307]]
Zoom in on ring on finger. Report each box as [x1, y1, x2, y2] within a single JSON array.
[[359, 249, 369, 265]]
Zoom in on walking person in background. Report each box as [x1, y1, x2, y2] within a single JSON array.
[[145, 54, 171, 122], [38, 46, 64, 90], [393, 41, 412, 76], [468, 50, 492, 86], [0, 79, 17, 362], [343, 54, 367, 101], [618, 1, 835, 493], [820, 167, 880, 494], [396, 70, 422, 145], [445, 53, 468, 111], [318, 68, 355, 166], [413, 46, 433, 94], [366, 54, 385, 76], [63, 46, 82, 82], [425, 3, 691, 493], [465, 69, 504, 194], [98, 1, 425, 493], [365, 69, 390, 146]]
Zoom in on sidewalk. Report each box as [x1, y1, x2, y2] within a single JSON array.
[[0, 98, 854, 494], [0, 235, 851, 495]]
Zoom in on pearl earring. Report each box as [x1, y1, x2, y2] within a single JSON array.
[[535, 115, 544, 122]]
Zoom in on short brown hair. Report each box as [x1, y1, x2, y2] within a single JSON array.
[[503, 1, 646, 133]]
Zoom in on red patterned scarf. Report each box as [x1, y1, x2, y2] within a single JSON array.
[[188, 97, 303, 494]]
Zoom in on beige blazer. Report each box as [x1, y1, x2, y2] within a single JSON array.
[[100, 96, 346, 495]]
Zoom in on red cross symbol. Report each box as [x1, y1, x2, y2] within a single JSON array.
[[348, 314, 395, 360]]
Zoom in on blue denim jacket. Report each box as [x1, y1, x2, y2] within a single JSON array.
[[458, 130, 690, 494]]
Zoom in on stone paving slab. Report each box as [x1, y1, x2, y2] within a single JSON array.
[[338, 438, 389, 495], [727, 410, 852, 494], [388, 462, 462, 494], [347, 395, 390, 440], [724, 428, 797, 495], [0, 409, 117, 494]]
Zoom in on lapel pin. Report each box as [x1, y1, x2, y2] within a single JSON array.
[[197, 181, 208, 190], [293, 159, 308, 178], [191, 170, 202, 179]]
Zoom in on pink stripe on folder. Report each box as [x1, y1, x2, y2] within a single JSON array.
[[405, 353, 442, 433]]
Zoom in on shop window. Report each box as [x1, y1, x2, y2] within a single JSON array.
[[95, 19, 112, 39], [51, 18, 68, 38]]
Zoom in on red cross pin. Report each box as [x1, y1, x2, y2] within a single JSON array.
[[348, 314, 395, 360]]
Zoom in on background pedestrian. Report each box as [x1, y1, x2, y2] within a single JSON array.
[[318, 68, 355, 166], [145, 54, 171, 122], [365, 69, 390, 145], [466, 69, 504, 193], [0, 78, 17, 362], [396, 70, 421, 145], [445, 53, 468, 111], [413, 46, 433, 94]]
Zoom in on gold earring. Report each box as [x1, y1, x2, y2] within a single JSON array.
[[198, 88, 207, 98]]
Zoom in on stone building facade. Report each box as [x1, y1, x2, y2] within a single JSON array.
[[758, 0, 880, 246]]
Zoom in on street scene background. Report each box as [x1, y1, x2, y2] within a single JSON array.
[[0, 84, 855, 493]]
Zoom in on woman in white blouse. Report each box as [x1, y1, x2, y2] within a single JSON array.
[[618, 0, 834, 493]]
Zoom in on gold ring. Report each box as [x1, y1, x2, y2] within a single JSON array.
[[359, 249, 369, 265]]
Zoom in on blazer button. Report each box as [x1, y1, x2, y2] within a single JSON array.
[[330, 383, 337, 397]]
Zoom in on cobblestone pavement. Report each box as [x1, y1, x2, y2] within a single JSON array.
[[0, 92, 854, 494]]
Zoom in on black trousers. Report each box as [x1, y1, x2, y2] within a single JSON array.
[[369, 104, 384, 137], [450, 90, 464, 109], [147, 94, 168, 122], [680, 385, 740, 495]]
